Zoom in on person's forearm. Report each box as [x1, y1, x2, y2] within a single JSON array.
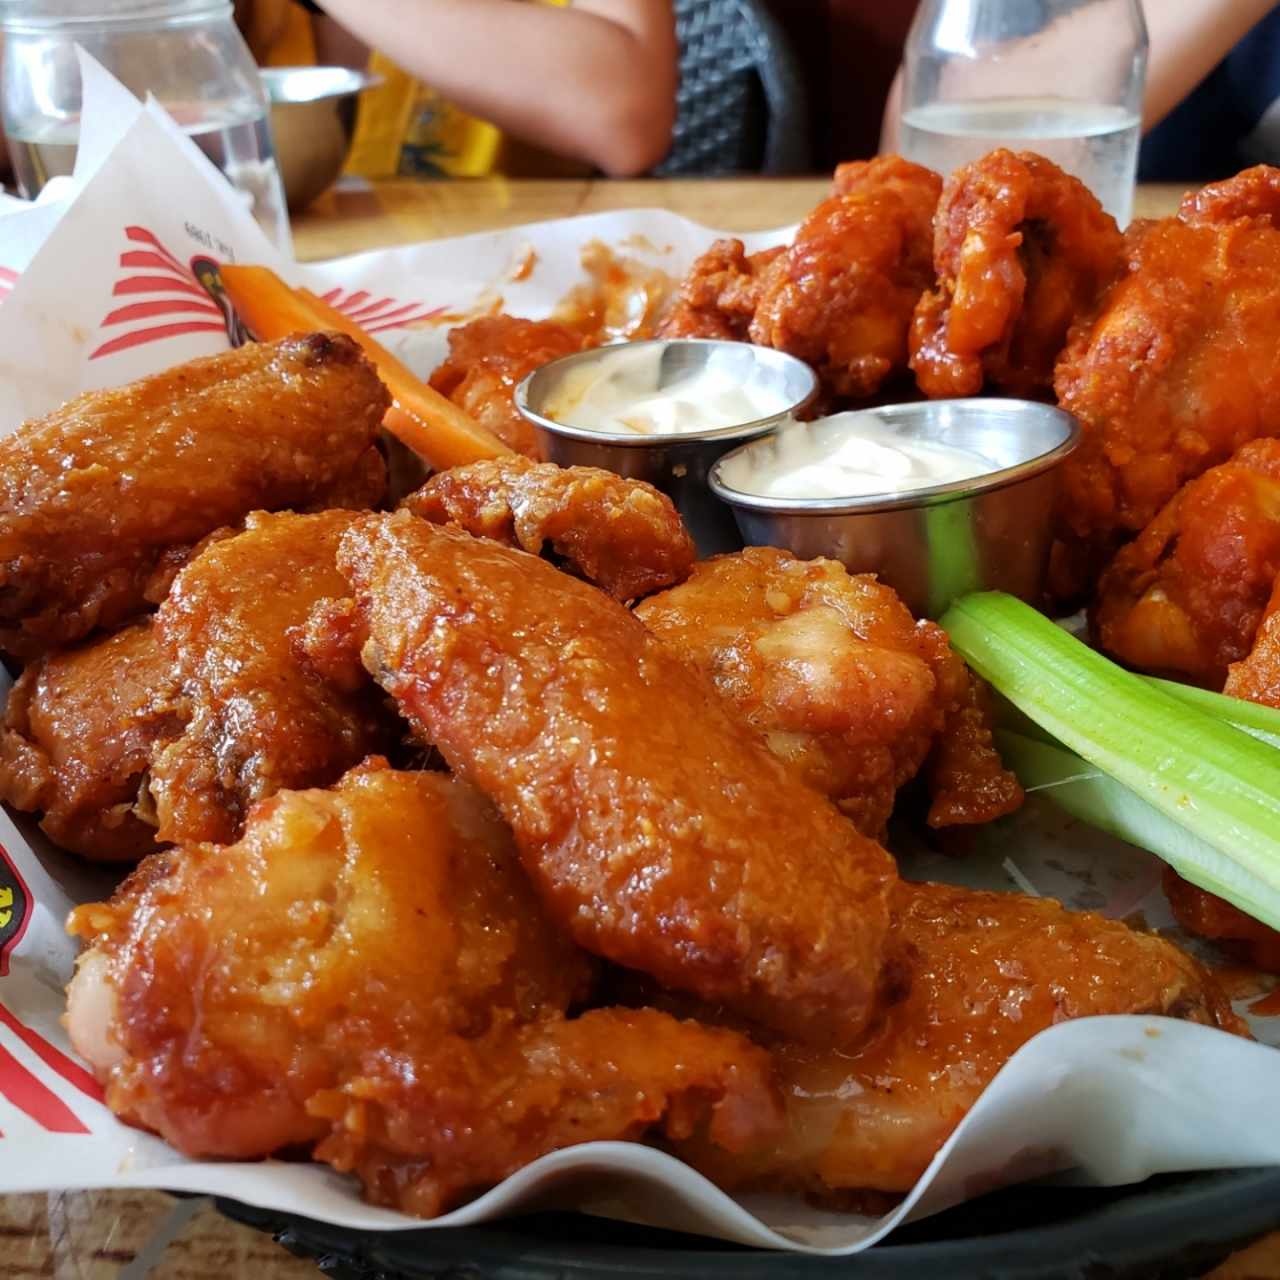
[[1143, 0, 1278, 129], [314, 0, 676, 175]]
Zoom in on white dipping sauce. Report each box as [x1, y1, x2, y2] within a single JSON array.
[[543, 343, 784, 436], [722, 414, 998, 500]]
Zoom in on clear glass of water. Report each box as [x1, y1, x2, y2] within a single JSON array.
[[899, 0, 1148, 226], [0, 0, 290, 251]]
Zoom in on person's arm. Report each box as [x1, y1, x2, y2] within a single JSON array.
[[311, 0, 677, 177], [882, 0, 1280, 153], [1142, 0, 1278, 129]]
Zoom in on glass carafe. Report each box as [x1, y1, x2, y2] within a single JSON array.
[[0, 0, 289, 249], [899, 0, 1148, 224]]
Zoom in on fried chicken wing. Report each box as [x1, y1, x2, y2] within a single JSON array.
[[0, 622, 176, 860], [749, 155, 942, 400], [1092, 440, 1280, 685], [910, 150, 1123, 400], [66, 764, 780, 1215], [336, 513, 899, 1047], [1053, 167, 1280, 600], [635, 548, 1020, 839], [675, 879, 1244, 1199], [403, 455, 695, 602], [1225, 575, 1280, 706], [428, 315, 590, 458], [1163, 868, 1280, 974], [0, 334, 388, 659], [147, 510, 395, 846], [658, 240, 784, 341]]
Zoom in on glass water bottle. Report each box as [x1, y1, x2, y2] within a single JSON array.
[[899, 0, 1148, 225], [0, 0, 290, 249]]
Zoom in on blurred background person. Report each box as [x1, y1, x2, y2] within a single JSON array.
[[237, 0, 676, 178]]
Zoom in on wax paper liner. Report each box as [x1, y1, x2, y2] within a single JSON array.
[[0, 57, 1276, 1256]]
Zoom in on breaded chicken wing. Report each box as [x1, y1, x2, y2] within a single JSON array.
[[1092, 440, 1280, 685], [147, 510, 395, 846], [336, 514, 899, 1047], [0, 334, 388, 659], [66, 764, 780, 1215], [635, 548, 1020, 839], [1163, 867, 1280, 974], [1053, 167, 1280, 601], [0, 622, 176, 861], [428, 315, 590, 458], [658, 240, 783, 341], [1225, 576, 1280, 707], [403, 455, 695, 602], [910, 150, 1123, 400], [675, 879, 1244, 1199], [750, 155, 942, 400]]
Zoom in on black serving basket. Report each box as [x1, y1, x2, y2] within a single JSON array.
[[219, 1166, 1280, 1280]]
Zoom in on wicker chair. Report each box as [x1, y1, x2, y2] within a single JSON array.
[[654, 0, 811, 176]]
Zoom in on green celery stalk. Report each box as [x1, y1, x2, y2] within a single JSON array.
[[996, 730, 1280, 931], [941, 592, 1280, 912], [1144, 676, 1280, 752]]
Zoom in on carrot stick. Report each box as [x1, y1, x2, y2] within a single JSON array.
[[220, 264, 513, 469]]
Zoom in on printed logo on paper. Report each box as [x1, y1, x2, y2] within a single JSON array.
[[0, 840, 31, 977]]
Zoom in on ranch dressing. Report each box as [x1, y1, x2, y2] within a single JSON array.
[[722, 415, 998, 500], [543, 343, 783, 436]]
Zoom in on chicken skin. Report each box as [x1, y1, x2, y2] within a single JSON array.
[[1053, 167, 1280, 601], [1225, 575, 1280, 707], [910, 150, 1123, 400], [335, 513, 899, 1048], [428, 315, 590, 458], [66, 764, 781, 1216], [635, 548, 1021, 839], [658, 240, 784, 341], [674, 879, 1245, 1200], [0, 622, 177, 861], [0, 334, 388, 659], [147, 510, 395, 847], [749, 155, 942, 400], [1092, 439, 1280, 686], [403, 456, 696, 602]]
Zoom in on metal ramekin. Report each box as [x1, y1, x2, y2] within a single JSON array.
[[516, 339, 819, 555], [709, 399, 1081, 618]]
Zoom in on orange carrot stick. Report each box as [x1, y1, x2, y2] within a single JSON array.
[[220, 264, 513, 469]]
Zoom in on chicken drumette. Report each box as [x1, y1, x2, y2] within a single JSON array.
[[636, 547, 1021, 839]]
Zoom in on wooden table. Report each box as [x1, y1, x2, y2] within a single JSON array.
[[1, 176, 1263, 1278], [290, 177, 1190, 260]]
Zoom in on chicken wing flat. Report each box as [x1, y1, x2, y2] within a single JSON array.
[[1092, 439, 1280, 685], [66, 764, 780, 1215], [675, 879, 1244, 1200], [0, 333, 388, 659], [147, 509, 395, 846], [403, 455, 695, 602], [0, 622, 176, 861], [336, 513, 899, 1047], [910, 150, 1123, 400], [658, 240, 784, 341], [428, 315, 590, 458], [1053, 167, 1280, 600], [635, 547, 1021, 839], [749, 155, 942, 400]]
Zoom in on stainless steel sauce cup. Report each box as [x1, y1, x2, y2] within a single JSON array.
[[516, 339, 818, 555], [709, 399, 1081, 618]]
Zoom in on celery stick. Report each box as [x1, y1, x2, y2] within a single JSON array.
[[1144, 676, 1280, 752], [941, 593, 1280, 908], [997, 730, 1280, 931]]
